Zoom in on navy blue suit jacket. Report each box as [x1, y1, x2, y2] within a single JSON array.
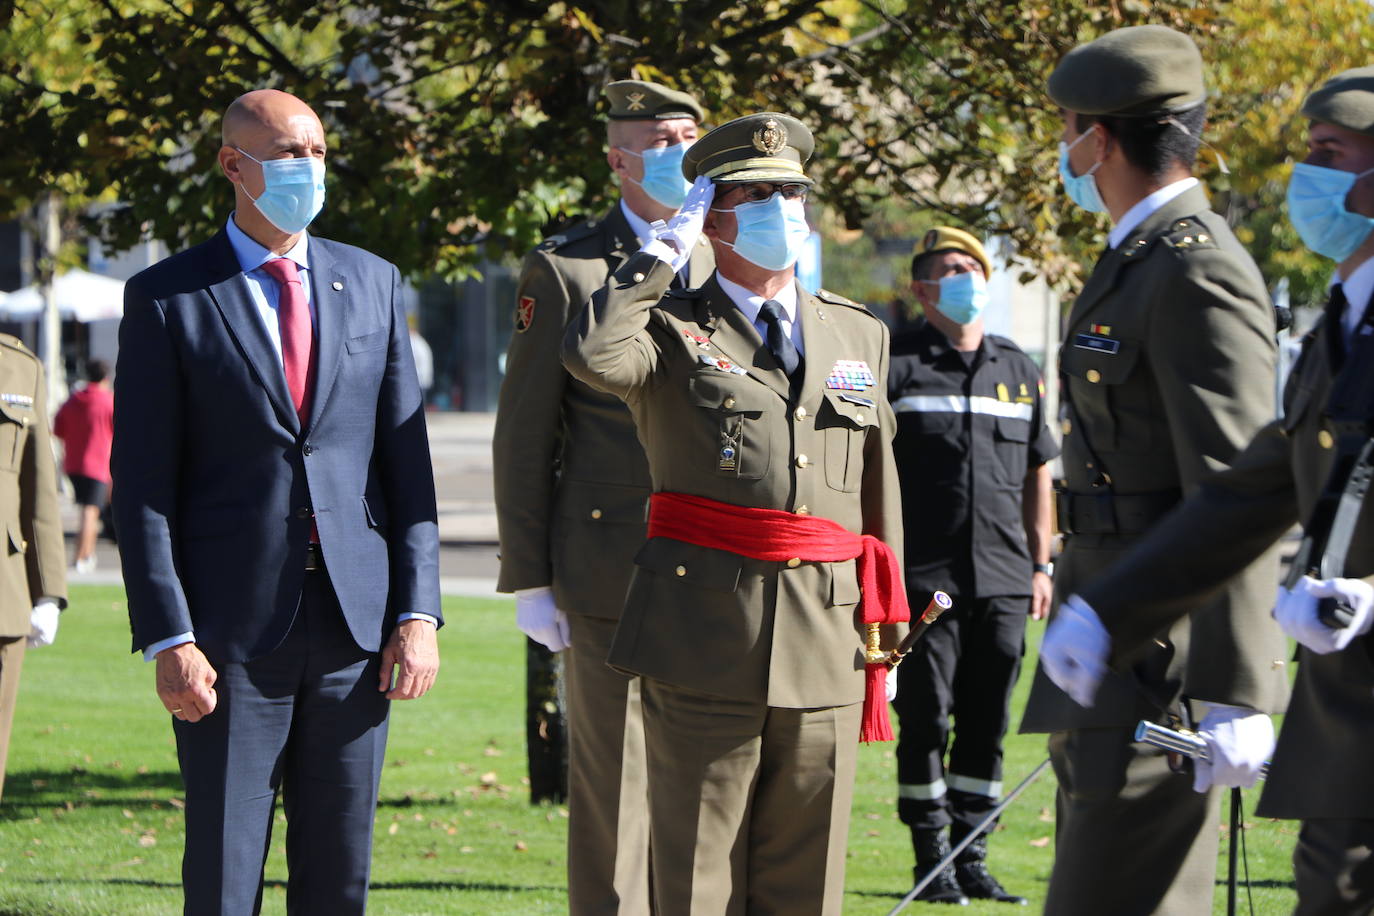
[[113, 229, 442, 661]]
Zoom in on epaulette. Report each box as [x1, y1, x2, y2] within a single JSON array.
[[536, 217, 603, 253], [0, 334, 36, 358], [813, 288, 875, 314], [1159, 217, 1220, 254]]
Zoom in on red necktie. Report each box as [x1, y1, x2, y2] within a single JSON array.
[[261, 257, 315, 422]]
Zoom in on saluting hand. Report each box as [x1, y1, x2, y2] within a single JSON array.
[[156, 642, 218, 723], [379, 619, 440, 700], [645, 175, 715, 271]]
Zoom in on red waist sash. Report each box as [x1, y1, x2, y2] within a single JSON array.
[[646, 491, 910, 742]]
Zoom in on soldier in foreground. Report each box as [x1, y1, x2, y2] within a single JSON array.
[[1042, 65, 1374, 915], [1018, 25, 1289, 915], [563, 112, 906, 915], [492, 79, 712, 914]]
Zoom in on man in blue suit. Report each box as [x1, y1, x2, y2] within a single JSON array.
[[112, 88, 442, 914]]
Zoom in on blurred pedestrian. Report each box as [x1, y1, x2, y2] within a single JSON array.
[[53, 358, 114, 573]]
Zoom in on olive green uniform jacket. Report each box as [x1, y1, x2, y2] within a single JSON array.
[[1022, 185, 1289, 732], [493, 204, 713, 618], [0, 336, 66, 636], [562, 253, 906, 708], [1080, 300, 1374, 818]]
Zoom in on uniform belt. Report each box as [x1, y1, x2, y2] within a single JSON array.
[[305, 543, 325, 572], [1058, 488, 1181, 536]]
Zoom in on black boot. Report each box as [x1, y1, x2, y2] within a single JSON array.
[[951, 828, 1026, 905], [911, 827, 969, 905]]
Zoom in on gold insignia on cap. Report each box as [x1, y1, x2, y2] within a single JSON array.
[[626, 91, 646, 111], [752, 118, 787, 155]]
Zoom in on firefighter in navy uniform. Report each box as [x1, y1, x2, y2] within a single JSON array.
[[889, 227, 1057, 905]]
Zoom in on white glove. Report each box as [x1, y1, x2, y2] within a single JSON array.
[[514, 586, 570, 652], [1191, 704, 1274, 793], [1274, 575, 1374, 655], [27, 599, 60, 648], [1038, 594, 1111, 708], [641, 176, 715, 271], [886, 666, 899, 703]]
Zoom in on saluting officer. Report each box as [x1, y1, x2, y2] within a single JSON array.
[[1041, 66, 1374, 914], [563, 113, 906, 916], [889, 227, 1057, 905], [492, 80, 713, 915], [1017, 26, 1289, 915], [0, 336, 67, 800]]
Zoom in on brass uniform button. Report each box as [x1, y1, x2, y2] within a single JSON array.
[[1319, 429, 1334, 449], [795, 454, 809, 468], [794, 406, 807, 420], [1086, 369, 1101, 383], [786, 557, 801, 568], [632, 272, 646, 282], [856, 412, 866, 424], [590, 509, 602, 519], [675, 565, 687, 577], [724, 396, 736, 409], [1061, 418, 1072, 435], [795, 505, 810, 516]]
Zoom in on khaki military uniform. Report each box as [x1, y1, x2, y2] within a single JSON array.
[[1080, 289, 1374, 913], [1020, 186, 1288, 915], [493, 202, 712, 914], [0, 336, 68, 800], [563, 252, 905, 915]]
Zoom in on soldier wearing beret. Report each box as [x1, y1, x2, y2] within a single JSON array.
[[493, 80, 713, 914], [563, 112, 906, 915], [889, 227, 1057, 905], [1017, 25, 1289, 914], [1040, 65, 1374, 914], [0, 337, 67, 801]]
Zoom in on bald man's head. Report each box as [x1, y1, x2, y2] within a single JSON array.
[[221, 89, 324, 149]]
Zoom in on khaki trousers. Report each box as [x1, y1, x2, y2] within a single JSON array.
[[640, 678, 860, 916], [0, 635, 26, 802], [566, 614, 651, 916], [1046, 726, 1221, 916]]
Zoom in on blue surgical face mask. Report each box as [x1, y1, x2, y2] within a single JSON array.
[[1058, 127, 1107, 214], [713, 193, 811, 270], [1287, 162, 1374, 262], [618, 141, 694, 210], [235, 148, 326, 234], [926, 270, 989, 325]]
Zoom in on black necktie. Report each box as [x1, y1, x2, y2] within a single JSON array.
[[758, 299, 801, 377], [1326, 283, 1349, 370]]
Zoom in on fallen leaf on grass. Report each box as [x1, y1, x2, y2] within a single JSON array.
[[1029, 836, 1050, 848], [138, 835, 157, 848], [388, 823, 399, 835], [514, 841, 528, 852]]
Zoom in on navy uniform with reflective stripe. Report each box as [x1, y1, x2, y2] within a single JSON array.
[[887, 319, 1057, 835]]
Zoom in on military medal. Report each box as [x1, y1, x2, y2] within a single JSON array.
[[698, 353, 747, 375], [825, 359, 876, 391], [683, 329, 712, 349], [718, 423, 741, 472]]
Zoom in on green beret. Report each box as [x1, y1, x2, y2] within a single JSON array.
[[1048, 25, 1206, 118], [681, 112, 814, 185], [604, 80, 703, 122], [913, 227, 992, 279], [1302, 66, 1374, 138]]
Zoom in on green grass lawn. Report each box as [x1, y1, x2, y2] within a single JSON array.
[[0, 586, 1298, 914]]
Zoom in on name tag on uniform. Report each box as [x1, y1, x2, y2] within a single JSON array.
[[839, 394, 874, 407], [1073, 333, 1120, 354], [0, 393, 34, 409]]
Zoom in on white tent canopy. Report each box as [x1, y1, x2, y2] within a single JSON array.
[[0, 269, 125, 323]]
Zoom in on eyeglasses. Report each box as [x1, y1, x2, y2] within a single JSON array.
[[733, 183, 809, 204]]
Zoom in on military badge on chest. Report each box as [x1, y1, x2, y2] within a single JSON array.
[[825, 359, 875, 391], [718, 418, 742, 472]]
